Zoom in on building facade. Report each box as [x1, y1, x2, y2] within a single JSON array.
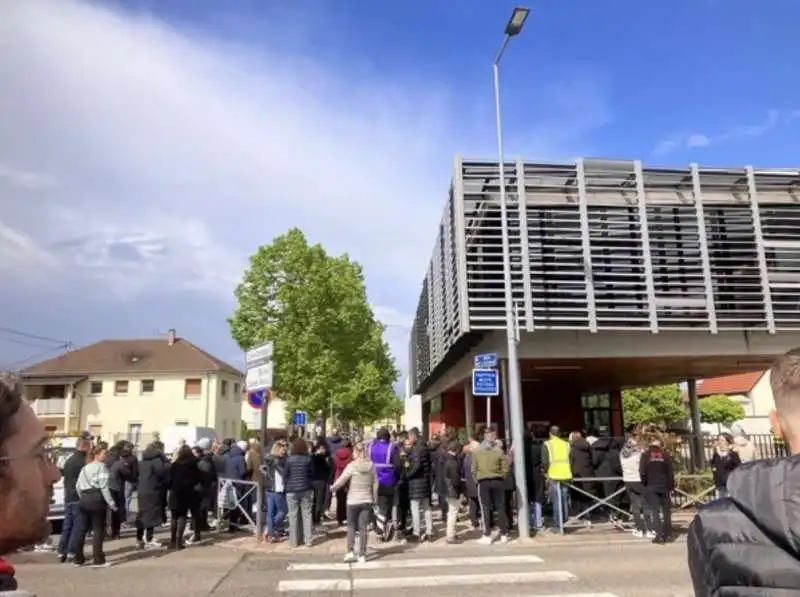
[[411, 157, 800, 436], [21, 330, 244, 442]]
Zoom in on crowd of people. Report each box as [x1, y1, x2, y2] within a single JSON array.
[[1, 352, 800, 595]]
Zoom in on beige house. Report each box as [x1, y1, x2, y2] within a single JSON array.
[[20, 329, 244, 442], [697, 370, 773, 435]]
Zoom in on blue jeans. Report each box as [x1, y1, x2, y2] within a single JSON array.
[[530, 501, 544, 530], [549, 481, 570, 532], [58, 502, 80, 555], [266, 491, 287, 538]]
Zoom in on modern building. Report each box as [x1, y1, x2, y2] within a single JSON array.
[[410, 156, 800, 437], [20, 329, 244, 442], [696, 370, 774, 435]]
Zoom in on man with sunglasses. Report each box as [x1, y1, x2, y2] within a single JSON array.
[[0, 373, 62, 593]]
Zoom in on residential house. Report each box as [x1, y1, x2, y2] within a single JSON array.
[[697, 370, 773, 435], [20, 329, 244, 442]]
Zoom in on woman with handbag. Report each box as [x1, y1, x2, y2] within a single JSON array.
[[73, 443, 116, 568]]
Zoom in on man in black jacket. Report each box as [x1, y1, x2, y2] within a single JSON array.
[[688, 348, 800, 595], [57, 437, 90, 562]]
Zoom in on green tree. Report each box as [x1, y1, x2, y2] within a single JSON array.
[[622, 384, 686, 427], [699, 394, 746, 428], [228, 228, 399, 427]]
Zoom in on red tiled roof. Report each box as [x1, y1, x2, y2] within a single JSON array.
[[19, 338, 242, 378], [697, 371, 764, 397]]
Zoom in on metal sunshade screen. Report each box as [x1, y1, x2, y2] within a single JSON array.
[[528, 205, 589, 328], [760, 203, 800, 327], [704, 204, 765, 328], [412, 277, 431, 382], [647, 204, 708, 329], [463, 162, 525, 330]]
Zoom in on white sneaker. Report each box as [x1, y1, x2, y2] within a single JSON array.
[[477, 535, 493, 545], [146, 540, 164, 550], [343, 552, 357, 563], [497, 535, 510, 544], [632, 530, 644, 538], [356, 555, 367, 565], [646, 531, 657, 539]]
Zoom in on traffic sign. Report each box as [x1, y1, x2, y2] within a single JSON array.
[[472, 368, 500, 397], [246, 361, 273, 391], [247, 389, 269, 409], [474, 353, 499, 369], [245, 341, 274, 367], [293, 411, 307, 426]]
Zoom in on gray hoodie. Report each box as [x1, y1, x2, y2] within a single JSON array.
[[619, 439, 643, 483], [331, 458, 378, 506]]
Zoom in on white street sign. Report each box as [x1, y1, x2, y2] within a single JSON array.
[[246, 341, 273, 367], [246, 361, 273, 391]]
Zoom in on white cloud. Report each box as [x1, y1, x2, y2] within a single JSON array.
[[653, 109, 788, 155], [0, 0, 608, 380]]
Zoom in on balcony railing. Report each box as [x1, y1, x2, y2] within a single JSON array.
[[30, 398, 77, 417]]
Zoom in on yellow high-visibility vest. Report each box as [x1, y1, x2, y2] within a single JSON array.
[[545, 437, 572, 481]]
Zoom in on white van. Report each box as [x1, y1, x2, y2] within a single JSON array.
[[160, 425, 218, 457]]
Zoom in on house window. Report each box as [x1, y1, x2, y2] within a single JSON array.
[[141, 379, 155, 394], [233, 383, 240, 395], [89, 381, 103, 395], [114, 380, 129, 396], [128, 423, 142, 444], [221, 380, 228, 399], [175, 420, 189, 426], [184, 378, 202, 398]]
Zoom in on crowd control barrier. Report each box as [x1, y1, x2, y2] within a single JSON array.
[[552, 474, 715, 534], [216, 478, 261, 538]]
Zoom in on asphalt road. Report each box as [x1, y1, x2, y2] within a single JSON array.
[[10, 533, 693, 597]]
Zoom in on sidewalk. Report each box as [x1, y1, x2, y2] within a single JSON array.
[[217, 517, 690, 555]]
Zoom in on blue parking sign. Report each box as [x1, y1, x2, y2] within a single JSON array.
[[472, 369, 500, 397]]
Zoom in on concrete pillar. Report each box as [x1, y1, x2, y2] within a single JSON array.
[[464, 379, 474, 437], [686, 379, 705, 470], [63, 384, 73, 434]]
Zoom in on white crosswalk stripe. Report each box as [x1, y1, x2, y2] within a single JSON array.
[[277, 552, 618, 595]]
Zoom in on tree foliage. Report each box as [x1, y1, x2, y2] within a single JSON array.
[[622, 384, 686, 427], [228, 228, 399, 427], [699, 394, 746, 427]]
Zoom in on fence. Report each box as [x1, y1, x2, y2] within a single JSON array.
[[551, 474, 717, 533], [673, 433, 786, 469], [216, 478, 261, 538]]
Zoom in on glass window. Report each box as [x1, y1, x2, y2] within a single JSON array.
[[141, 379, 155, 394], [114, 380, 129, 395], [90, 381, 103, 395]]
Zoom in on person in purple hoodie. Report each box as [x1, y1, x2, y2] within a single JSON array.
[[368, 427, 401, 541]]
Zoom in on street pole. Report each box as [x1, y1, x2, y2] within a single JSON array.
[[493, 6, 531, 539]]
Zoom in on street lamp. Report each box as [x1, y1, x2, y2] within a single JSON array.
[[493, 5, 531, 540]]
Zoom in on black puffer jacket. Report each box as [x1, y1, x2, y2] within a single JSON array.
[[688, 455, 800, 595], [406, 442, 431, 499]]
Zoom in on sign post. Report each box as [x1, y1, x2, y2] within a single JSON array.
[[472, 353, 500, 430], [246, 341, 273, 540]]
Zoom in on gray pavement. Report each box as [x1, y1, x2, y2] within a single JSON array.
[[10, 531, 693, 597]]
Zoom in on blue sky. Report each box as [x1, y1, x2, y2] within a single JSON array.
[[1, 0, 799, 385]]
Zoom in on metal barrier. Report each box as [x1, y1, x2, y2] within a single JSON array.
[[216, 478, 261, 538], [551, 474, 715, 534], [556, 477, 632, 532]]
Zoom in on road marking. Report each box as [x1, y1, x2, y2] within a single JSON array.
[[278, 570, 575, 592], [277, 579, 351, 592], [513, 594, 618, 597], [287, 554, 545, 571]]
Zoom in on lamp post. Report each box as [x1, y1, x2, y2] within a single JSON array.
[[493, 5, 531, 540]]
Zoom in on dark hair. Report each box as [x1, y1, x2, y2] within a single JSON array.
[[0, 374, 23, 460], [291, 437, 309, 455], [408, 427, 420, 438], [176, 444, 194, 461], [447, 440, 460, 453], [376, 427, 391, 442]]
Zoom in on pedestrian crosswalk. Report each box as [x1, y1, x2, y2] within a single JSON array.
[[277, 552, 619, 596]]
